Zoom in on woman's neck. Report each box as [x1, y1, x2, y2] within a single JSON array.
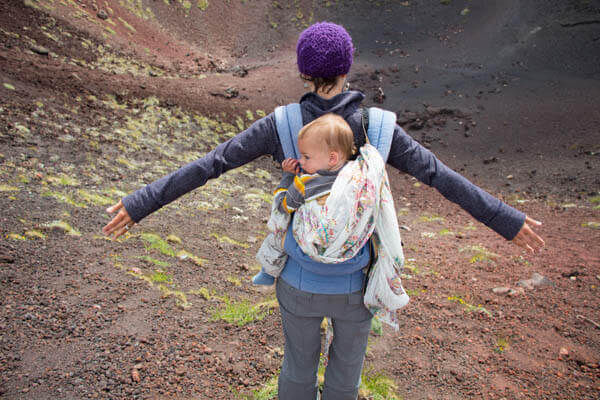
[[315, 86, 343, 100], [311, 75, 346, 99]]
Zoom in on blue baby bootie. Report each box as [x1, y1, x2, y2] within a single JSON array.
[[252, 270, 275, 286]]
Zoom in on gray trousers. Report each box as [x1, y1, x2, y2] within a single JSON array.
[[276, 278, 373, 400]]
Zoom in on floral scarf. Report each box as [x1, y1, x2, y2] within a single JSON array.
[[293, 144, 409, 329]]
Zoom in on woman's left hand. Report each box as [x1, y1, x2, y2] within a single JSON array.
[[511, 215, 545, 253]]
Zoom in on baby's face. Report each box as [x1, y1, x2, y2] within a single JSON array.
[[298, 136, 333, 174]]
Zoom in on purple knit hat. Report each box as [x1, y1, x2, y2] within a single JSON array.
[[296, 22, 354, 78]]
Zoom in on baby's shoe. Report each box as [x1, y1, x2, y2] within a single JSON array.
[[252, 271, 275, 286]]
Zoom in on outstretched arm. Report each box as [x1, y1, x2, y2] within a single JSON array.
[[102, 115, 281, 240], [387, 125, 544, 249]]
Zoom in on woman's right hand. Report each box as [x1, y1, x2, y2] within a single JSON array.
[[102, 200, 134, 240]]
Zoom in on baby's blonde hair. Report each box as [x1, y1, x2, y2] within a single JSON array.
[[298, 113, 356, 159]]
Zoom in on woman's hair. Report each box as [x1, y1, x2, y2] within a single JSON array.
[[300, 74, 341, 95], [298, 113, 356, 159]]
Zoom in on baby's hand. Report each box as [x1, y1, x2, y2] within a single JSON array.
[[282, 158, 300, 174]]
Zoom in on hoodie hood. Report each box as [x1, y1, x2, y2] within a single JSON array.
[[299, 90, 365, 121]]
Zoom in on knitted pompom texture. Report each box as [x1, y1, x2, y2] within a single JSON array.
[[296, 22, 354, 78]]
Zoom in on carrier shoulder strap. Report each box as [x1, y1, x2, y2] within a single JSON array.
[[366, 107, 396, 162], [274, 103, 397, 162], [274, 103, 303, 160]]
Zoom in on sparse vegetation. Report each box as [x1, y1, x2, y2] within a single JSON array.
[[189, 287, 212, 300], [582, 221, 599, 229], [0, 1, 596, 398], [419, 214, 446, 223], [448, 295, 492, 317], [359, 368, 402, 400], [138, 255, 170, 268], [250, 373, 278, 400], [210, 232, 250, 248], [495, 336, 510, 353], [226, 275, 242, 287], [150, 270, 173, 284], [41, 220, 81, 236], [212, 297, 272, 326], [141, 233, 177, 257], [459, 245, 499, 264]]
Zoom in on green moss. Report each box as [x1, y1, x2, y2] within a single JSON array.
[[235, 116, 245, 131], [226, 275, 242, 287], [138, 255, 170, 268], [159, 285, 191, 309], [0, 184, 19, 192], [176, 250, 206, 266], [150, 270, 172, 284], [582, 221, 600, 229], [141, 233, 176, 257], [14, 124, 30, 136], [495, 336, 510, 353], [8, 233, 26, 241], [42, 220, 81, 236], [447, 295, 491, 316], [189, 287, 212, 300], [252, 374, 278, 399], [360, 369, 401, 400], [210, 233, 250, 248], [166, 234, 182, 244], [77, 189, 114, 206], [118, 17, 136, 32], [197, 0, 208, 10], [459, 245, 499, 264], [245, 189, 273, 205], [118, 0, 155, 20], [25, 230, 46, 239], [116, 157, 137, 169], [419, 214, 445, 223], [212, 297, 271, 326], [42, 191, 87, 208], [254, 169, 272, 181], [106, 187, 128, 198], [403, 259, 420, 275]]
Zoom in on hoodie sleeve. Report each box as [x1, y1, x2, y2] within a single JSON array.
[[387, 125, 525, 240], [122, 114, 282, 223]]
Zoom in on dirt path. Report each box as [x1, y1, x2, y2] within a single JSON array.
[[1, 1, 599, 399]]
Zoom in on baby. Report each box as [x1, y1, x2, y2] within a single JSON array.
[[252, 113, 356, 285]]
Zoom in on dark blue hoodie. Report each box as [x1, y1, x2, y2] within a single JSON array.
[[122, 90, 524, 242]]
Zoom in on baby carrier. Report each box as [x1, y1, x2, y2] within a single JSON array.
[[274, 104, 409, 330]]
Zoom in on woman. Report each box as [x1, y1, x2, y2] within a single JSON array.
[[103, 22, 544, 400]]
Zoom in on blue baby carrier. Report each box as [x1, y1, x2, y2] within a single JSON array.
[[274, 103, 396, 162], [274, 103, 398, 366]]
